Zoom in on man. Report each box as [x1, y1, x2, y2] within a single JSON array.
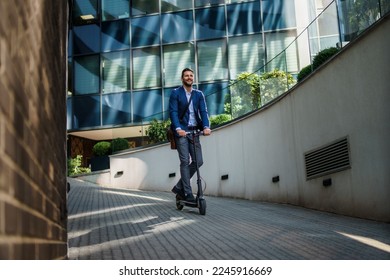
[[169, 68, 211, 202]]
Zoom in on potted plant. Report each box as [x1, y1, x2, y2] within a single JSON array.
[[90, 141, 111, 171]]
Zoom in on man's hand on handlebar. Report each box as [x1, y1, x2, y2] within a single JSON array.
[[203, 128, 211, 136]]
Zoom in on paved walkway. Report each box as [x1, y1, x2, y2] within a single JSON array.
[[67, 178, 390, 260]]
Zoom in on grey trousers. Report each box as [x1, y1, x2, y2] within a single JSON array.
[[175, 134, 203, 195]]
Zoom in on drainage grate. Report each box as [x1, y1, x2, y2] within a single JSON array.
[[304, 137, 351, 180]]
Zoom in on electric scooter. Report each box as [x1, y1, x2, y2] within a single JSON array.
[[176, 130, 206, 215]]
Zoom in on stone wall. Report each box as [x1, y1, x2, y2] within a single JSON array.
[[0, 0, 68, 259]]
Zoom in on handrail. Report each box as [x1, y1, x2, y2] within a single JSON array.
[[112, 0, 389, 148]]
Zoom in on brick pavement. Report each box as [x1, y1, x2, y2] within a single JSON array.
[[67, 178, 390, 260]]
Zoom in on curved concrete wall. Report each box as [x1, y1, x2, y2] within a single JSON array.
[[109, 16, 390, 222]]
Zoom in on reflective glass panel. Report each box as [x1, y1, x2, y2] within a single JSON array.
[[131, 15, 160, 47], [133, 89, 162, 123], [265, 30, 298, 73], [161, 0, 193, 12], [132, 47, 161, 89], [195, 7, 226, 40], [102, 0, 130, 21], [198, 82, 229, 116], [227, 2, 261, 35], [74, 55, 100, 95], [162, 11, 194, 44], [228, 34, 264, 79], [73, 0, 98, 25], [67, 97, 72, 130], [163, 43, 195, 87], [73, 24, 100, 54], [131, 0, 159, 16], [195, 0, 225, 7], [73, 95, 101, 128], [102, 51, 130, 94], [197, 39, 228, 82], [262, 0, 297, 31], [102, 92, 131, 125], [101, 20, 130, 51]]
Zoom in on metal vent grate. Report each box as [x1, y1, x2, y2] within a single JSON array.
[[304, 137, 351, 180]]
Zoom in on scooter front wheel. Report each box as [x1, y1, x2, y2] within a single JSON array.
[[176, 196, 184, 210], [198, 198, 206, 215]]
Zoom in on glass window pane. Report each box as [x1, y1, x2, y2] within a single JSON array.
[[67, 97, 73, 130], [163, 43, 195, 87], [132, 47, 161, 89], [131, 0, 159, 16], [102, 51, 130, 94], [197, 39, 228, 82], [74, 55, 100, 95], [228, 34, 265, 79], [162, 12, 194, 44], [161, 0, 193, 13], [73, 24, 100, 54], [73, 95, 101, 128], [195, 0, 225, 7], [133, 89, 162, 123], [101, 20, 130, 51], [198, 82, 229, 116], [195, 7, 226, 40], [262, 0, 297, 31], [265, 30, 298, 73], [102, 92, 131, 125], [73, 0, 98, 25], [102, 0, 129, 21], [227, 2, 261, 36], [131, 15, 160, 47]]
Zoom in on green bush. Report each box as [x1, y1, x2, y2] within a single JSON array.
[[312, 47, 340, 70], [146, 119, 171, 144], [92, 141, 111, 156], [210, 114, 232, 127], [67, 155, 91, 176], [111, 138, 129, 153], [297, 64, 312, 82]]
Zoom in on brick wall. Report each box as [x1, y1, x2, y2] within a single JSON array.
[[0, 0, 68, 259]]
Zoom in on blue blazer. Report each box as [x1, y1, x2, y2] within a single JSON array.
[[169, 86, 210, 135]]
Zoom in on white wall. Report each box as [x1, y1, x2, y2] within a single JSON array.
[[108, 16, 390, 222]]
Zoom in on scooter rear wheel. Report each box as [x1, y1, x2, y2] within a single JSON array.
[[199, 199, 206, 215]]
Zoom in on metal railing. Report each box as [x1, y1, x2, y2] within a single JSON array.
[[112, 0, 389, 150]]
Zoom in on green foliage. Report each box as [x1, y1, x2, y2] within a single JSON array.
[[297, 47, 339, 83], [111, 138, 129, 153], [347, 0, 386, 38], [67, 155, 91, 176], [146, 119, 171, 144], [227, 70, 295, 116], [312, 47, 340, 70], [260, 69, 295, 105], [92, 141, 111, 156], [210, 114, 232, 127], [228, 72, 260, 118], [297, 64, 312, 82]]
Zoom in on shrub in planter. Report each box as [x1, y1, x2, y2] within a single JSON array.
[[111, 138, 129, 153], [67, 155, 91, 176], [146, 119, 171, 144], [312, 47, 340, 70], [297, 64, 312, 82], [210, 114, 232, 128], [92, 141, 111, 156]]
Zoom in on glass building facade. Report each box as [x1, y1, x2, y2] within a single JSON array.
[[69, 0, 345, 140]]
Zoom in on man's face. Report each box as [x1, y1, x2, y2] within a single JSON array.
[[182, 71, 194, 87]]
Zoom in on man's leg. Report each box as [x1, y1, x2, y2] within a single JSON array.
[[175, 136, 193, 198]]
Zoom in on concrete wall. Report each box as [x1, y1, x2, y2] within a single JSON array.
[[0, 1, 68, 259], [109, 16, 390, 222]]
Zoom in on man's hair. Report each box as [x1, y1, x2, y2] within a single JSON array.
[[181, 68, 194, 78]]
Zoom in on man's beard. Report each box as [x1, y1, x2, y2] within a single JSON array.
[[183, 79, 193, 87]]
